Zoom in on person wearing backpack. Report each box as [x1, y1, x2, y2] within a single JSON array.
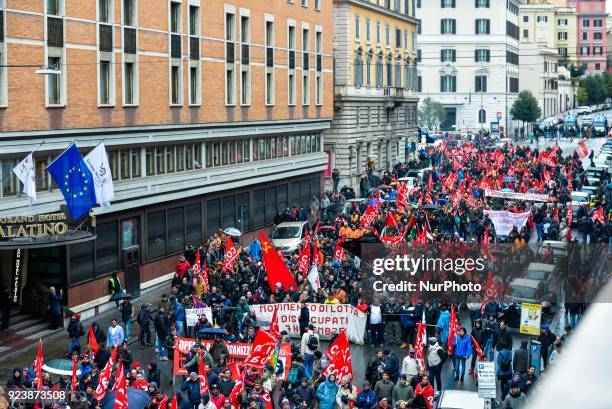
[[497, 346, 513, 399], [300, 324, 319, 379], [286, 356, 307, 392], [425, 337, 447, 392]]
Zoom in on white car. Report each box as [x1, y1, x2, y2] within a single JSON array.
[[271, 221, 310, 254], [576, 106, 592, 115]]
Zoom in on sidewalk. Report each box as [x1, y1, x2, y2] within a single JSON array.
[[0, 284, 170, 382]]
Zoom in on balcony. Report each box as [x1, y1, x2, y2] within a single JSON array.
[[47, 17, 64, 48], [124, 28, 137, 54], [99, 24, 113, 52], [384, 87, 405, 109], [170, 34, 181, 59], [190, 36, 199, 60]]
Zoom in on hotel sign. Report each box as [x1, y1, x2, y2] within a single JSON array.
[[0, 213, 69, 239]]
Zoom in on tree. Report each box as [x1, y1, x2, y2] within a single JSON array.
[[569, 63, 587, 79], [579, 75, 606, 104], [418, 97, 446, 130], [510, 91, 541, 130], [576, 86, 588, 105]]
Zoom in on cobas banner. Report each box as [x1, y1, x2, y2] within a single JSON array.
[[173, 337, 291, 379], [251, 303, 368, 344], [483, 210, 531, 236]]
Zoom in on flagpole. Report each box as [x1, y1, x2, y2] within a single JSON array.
[[47, 138, 78, 168]]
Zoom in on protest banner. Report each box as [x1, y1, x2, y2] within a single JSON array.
[[185, 307, 214, 327], [484, 189, 550, 203], [172, 337, 291, 380], [251, 303, 367, 344], [483, 210, 531, 236]]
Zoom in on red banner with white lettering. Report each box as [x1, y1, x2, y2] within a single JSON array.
[[359, 205, 378, 229], [322, 331, 353, 380], [223, 236, 239, 273], [242, 330, 279, 369]]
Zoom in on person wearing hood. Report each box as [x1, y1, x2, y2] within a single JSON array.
[[355, 381, 376, 409], [293, 377, 315, 409], [6, 368, 23, 388], [316, 374, 339, 409], [497, 347, 513, 400], [147, 361, 161, 386], [391, 375, 414, 407], [182, 372, 203, 409], [501, 382, 528, 409], [436, 306, 450, 347], [90, 321, 106, 346], [537, 324, 556, 369], [512, 341, 529, 375], [336, 375, 357, 409], [469, 319, 486, 374], [451, 327, 472, 382]]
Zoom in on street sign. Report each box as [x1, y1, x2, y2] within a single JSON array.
[[520, 303, 542, 336], [497, 112, 502, 120], [477, 361, 497, 399]]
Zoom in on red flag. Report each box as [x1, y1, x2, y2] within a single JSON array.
[[297, 243, 312, 276], [359, 205, 378, 229], [484, 271, 498, 302], [312, 244, 324, 266], [113, 363, 127, 409], [193, 249, 201, 276], [397, 182, 408, 208], [223, 236, 239, 273], [592, 207, 605, 224], [414, 322, 427, 368], [71, 357, 78, 392], [322, 330, 353, 380], [382, 212, 399, 236], [471, 335, 483, 359], [198, 352, 210, 396], [481, 228, 491, 258], [269, 306, 281, 338], [110, 360, 125, 393], [242, 329, 279, 369], [34, 338, 44, 391], [261, 390, 273, 409], [553, 207, 559, 223], [566, 202, 573, 226], [428, 173, 433, 191], [170, 394, 178, 409], [94, 346, 118, 401], [333, 242, 345, 261], [576, 141, 588, 158], [447, 305, 460, 355], [201, 258, 209, 287], [229, 380, 243, 408], [229, 362, 242, 382], [88, 325, 99, 355], [314, 220, 320, 235], [304, 228, 312, 244], [259, 232, 298, 292]]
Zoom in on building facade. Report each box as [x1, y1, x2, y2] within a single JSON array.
[[325, 0, 419, 190], [566, 0, 608, 73], [0, 0, 333, 318], [415, 0, 521, 134]]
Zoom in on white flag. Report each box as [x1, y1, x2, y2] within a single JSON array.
[[307, 264, 321, 292], [13, 153, 36, 205], [84, 143, 114, 208]]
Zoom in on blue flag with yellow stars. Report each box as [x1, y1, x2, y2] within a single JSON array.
[[47, 143, 97, 219]]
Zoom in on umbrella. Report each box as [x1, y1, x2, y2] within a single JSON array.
[[223, 227, 242, 237], [101, 388, 150, 409], [43, 359, 81, 376], [500, 188, 515, 193], [110, 292, 133, 301], [197, 327, 226, 336], [420, 204, 440, 211]]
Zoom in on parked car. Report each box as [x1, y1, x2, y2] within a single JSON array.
[[526, 262, 557, 283], [576, 106, 592, 115], [509, 278, 556, 310], [271, 221, 310, 253]]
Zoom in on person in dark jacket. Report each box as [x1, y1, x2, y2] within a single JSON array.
[[495, 320, 513, 352], [67, 314, 85, 355], [400, 302, 422, 348], [355, 381, 376, 409], [181, 372, 202, 409], [119, 340, 133, 370], [469, 320, 487, 373], [137, 304, 153, 347], [217, 369, 236, 398], [383, 350, 400, 383], [512, 340, 529, 375], [299, 302, 310, 334], [147, 361, 161, 386], [521, 366, 538, 395], [95, 345, 111, 371], [293, 378, 316, 409], [423, 303, 438, 338], [154, 309, 169, 360], [537, 324, 556, 369], [90, 321, 106, 346]]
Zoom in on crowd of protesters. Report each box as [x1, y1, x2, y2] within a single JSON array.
[[6, 135, 611, 409]]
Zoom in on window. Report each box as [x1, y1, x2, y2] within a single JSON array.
[[47, 0, 61, 15], [376, 56, 383, 87], [523, 29, 528, 38], [394, 61, 401, 87], [302, 27, 310, 105], [403, 29, 408, 50], [441, 49, 456, 62], [440, 75, 456, 92], [417, 49, 421, 62], [147, 211, 166, 260], [506, 50, 519, 65], [475, 49, 490, 62], [171, 65, 181, 104], [366, 18, 371, 42], [355, 15, 360, 40], [385, 24, 390, 46], [240, 15, 250, 106], [507, 21, 519, 39], [225, 12, 236, 105], [206, 199, 221, 235], [441, 0, 455, 7], [558, 47, 568, 57], [99, 60, 112, 105], [508, 77, 519, 93], [190, 66, 199, 105], [595, 63, 601, 71], [475, 19, 490, 34], [536, 15, 548, 23], [582, 32, 588, 40], [523, 16, 528, 22], [315, 30, 322, 105], [441, 19, 456, 34], [386, 57, 392, 87], [265, 19, 274, 105], [475, 75, 487, 92], [301, 0, 307, 6], [594, 32, 603, 40], [580, 46, 590, 55], [47, 56, 62, 105], [167, 207, 185, 253], [123, 0, 135, 26], [99, 0, 111, 22], [288, 24, 296, 105], [558, 18, 567, 25], [123, 62, 136, 105], [558, 32, 568, 40], [475, 0, 489, 7], [594, 19, 603, 28], [478, 108, 486, 124], [376, 22, 381, 44], [395, 27, 401, 48], [170, 1, 180, 32], [315, 0, 320, 10], [593, 46, 603, 55], [582, 19, 590, 28]]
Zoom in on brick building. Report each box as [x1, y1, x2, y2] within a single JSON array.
[[0, 0, 333, 319]]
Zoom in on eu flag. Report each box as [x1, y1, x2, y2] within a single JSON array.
[[47, 143, 97, 219]]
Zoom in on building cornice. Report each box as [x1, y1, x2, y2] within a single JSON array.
[[334, 0, 420, 26]]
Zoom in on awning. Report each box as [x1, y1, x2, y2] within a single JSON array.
[[0, 229, 96, 250]]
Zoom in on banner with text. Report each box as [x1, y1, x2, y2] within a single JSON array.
[[483, 210, 531, 236], [172, 337, 291, 380], [185, 308, 214, 327], [484, 189, 550, 203], [251, 303, 367, 344]]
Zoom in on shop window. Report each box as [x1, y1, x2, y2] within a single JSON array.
[[206, 199, 221, 236], [265, 187, 277, 225], [167, 207, 185, 254], [147, 211, 166, 260], [185, 203, 202, 246], [69, 241, 95, 284], [121, 217, 139, 249], [222, 195, 236, 228], [96, 221, 119, 274], [253, 189, 265, 228]]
